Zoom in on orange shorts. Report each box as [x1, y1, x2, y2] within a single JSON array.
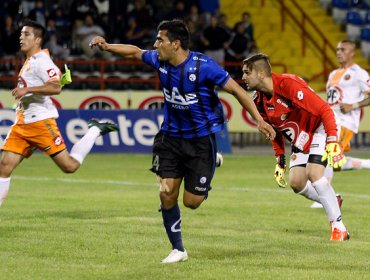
[[339, 126, 354, 153], [1, 118, 66, 158]]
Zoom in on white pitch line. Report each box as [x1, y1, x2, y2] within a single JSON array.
[[13, 175, 158, 187], [12, 175, 370, 199]]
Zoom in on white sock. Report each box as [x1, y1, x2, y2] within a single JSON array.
[[0, 177, 10, 206], [70, 126, 101, 164], [311, 177, 346, 231], [324, 165, 333, 181], [298, 181, 320, 202], [341, 156, 370, 170]]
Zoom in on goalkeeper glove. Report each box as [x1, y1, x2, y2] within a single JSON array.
[[60, 64, 72, 88], [274, 154, 287, 188], [321, 141, 346, 168]]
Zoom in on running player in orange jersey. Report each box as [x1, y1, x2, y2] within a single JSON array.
[[0, 19, 118, 207]]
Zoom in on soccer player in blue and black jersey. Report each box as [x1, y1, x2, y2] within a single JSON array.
[[89, 19, 275, 263]]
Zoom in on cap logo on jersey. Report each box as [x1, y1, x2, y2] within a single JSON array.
[[54, 136, 63, 146], [344, 74, 351, 80], [47, 68, 57, 78]]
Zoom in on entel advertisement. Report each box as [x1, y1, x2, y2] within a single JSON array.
[[1, 89, 369, 132], [0, 109, 232, 154]]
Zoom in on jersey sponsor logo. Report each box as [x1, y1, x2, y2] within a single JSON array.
[[193, 56, 207, 62], [327, 85, 343, 106], [267, 106, 275, 110], [163, 87, 198, 107], [47, 68, 57, 78], [195, 186, 207, 191], [277, 98, 289, 108], [297, 90, 304, 100], [296, 131, 309, 151]]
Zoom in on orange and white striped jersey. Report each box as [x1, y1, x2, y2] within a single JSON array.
[[326, 64, 370, 133], [16, 49, 61, 124]]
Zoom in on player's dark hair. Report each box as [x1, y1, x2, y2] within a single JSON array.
[[157, 19, 190, 50], [22, 19, 46, 44], [242, 53, 272, 76], [339, 40, 356, 50]]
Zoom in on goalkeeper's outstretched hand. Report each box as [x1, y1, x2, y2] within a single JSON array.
[[321, 142, 346, 168], [274, 154, 287, 188]]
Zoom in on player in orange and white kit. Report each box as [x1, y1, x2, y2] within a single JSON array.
[[327, 40, 370, 172], [0, 19, 118, 207], [311, 40, 370, 208]]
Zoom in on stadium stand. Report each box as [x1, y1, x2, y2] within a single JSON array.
[[346, 10, 364, 42]]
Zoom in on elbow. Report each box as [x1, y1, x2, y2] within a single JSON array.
[[53, 86, 62, 95]]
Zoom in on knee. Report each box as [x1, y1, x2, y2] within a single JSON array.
[[0, 161, 13, 178], [60, 165, 79, 174], [183, 200, 201, 209], [289, 178, 306, 193], [160, 190, 178, 209]]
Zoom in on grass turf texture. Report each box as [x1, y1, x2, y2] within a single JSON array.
[[0, 153, 369, 279]]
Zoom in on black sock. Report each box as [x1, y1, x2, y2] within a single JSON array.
[[161, 203, 184, 251]]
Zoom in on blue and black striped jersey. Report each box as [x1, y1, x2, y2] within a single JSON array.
[[142, 50, 230, 138]]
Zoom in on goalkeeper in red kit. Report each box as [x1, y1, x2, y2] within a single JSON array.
[[241, 53, 349, 241]]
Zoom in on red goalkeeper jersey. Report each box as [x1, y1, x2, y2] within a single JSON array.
[[253, 73, 337, 155]]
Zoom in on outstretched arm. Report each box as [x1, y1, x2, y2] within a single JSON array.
[[89, 36, 144, 60], [223, 77, 276, 140]]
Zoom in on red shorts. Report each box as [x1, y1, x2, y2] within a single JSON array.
[[1, 118, 66, 158]]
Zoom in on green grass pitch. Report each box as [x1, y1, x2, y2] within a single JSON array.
[[0, 153, 369, 279]]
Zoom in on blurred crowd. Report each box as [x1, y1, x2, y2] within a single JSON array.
[[0, 0, 258, 64]]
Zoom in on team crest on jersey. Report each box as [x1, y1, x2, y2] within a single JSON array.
[[281, 114, 287, 121], [188, 73, 197, 82], [344, 74, 351, 80], [47, 68, 57, 78]]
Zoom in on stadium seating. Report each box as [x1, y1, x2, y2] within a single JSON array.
[[332, 0, 352, 24], [360, 27, 370, 58], [346, 10, 364, 41]]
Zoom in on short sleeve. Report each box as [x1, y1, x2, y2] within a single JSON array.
[[142, 50, 160, 70], [37, 57, 60, 83], [202, 58, 230, 87], [357, 68, 370, 93]]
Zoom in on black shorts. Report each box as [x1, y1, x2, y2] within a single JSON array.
[[150, 131, 218, 196]]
